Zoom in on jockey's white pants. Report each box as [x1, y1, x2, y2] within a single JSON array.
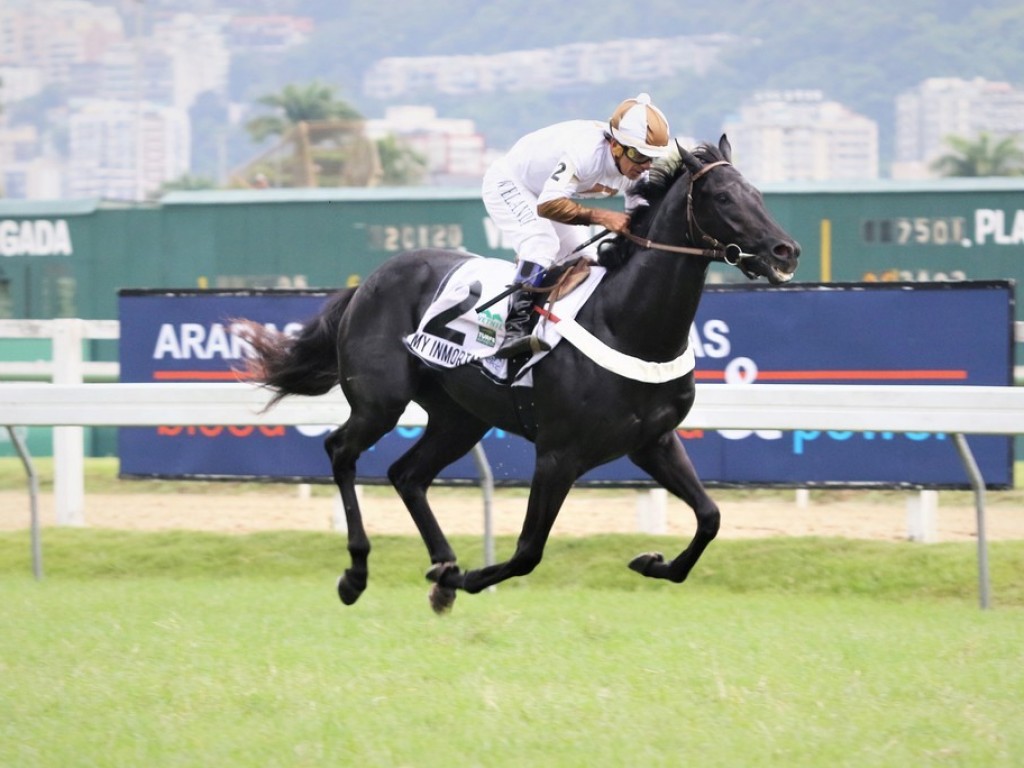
[[482, 158, 598, 270]]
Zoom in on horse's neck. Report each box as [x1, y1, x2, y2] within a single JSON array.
[[613, 254, 707, 357], [595, 182, 707, 360]]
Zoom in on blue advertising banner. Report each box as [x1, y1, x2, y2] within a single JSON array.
[[118, 281, 1014, 488]]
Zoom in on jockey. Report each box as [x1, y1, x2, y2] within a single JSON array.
[[481, 92, 672, 358]]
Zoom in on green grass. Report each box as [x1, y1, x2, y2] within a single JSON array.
[[5, 456, 1024, 508], [2, 532, 1023, 767], [1, 533, 1022, 767], [3, 531, 1024, 605], [2, 461, 1023, 765]]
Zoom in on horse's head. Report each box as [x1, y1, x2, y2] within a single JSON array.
[[678, 135, 800, 284]]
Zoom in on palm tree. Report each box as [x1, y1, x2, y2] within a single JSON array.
[[930, 132, 1024, 177], [245, 81, 362, 142], [241, 81, 378, 187]]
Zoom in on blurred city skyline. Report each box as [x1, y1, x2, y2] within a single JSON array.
[[1, 0, 1023, 199]]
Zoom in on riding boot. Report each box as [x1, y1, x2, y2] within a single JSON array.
[[495, 260, 551, 359]]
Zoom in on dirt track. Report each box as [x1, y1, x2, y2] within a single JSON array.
[[2, 485, 1022, 542]]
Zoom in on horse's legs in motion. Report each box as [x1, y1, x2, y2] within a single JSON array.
[[626, 431, 721, 583], [386, 407, 489, 613], [326, 408, 404, 606], [428, 451, 577, 595]]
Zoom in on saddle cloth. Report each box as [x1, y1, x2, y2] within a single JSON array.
[[403, 256, 606, 384]]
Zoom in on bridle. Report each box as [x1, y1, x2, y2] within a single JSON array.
[[620, 159, 755, 267]]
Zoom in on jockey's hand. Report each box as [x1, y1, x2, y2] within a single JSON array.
[[590, 208, 631, 234]]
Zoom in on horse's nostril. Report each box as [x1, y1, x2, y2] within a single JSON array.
[[774, 242, 800, 260]]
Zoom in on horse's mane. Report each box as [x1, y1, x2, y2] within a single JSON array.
[[597, 142, 725, 268]]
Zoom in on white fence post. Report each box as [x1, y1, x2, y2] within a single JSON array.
[[906, 489, 938, 543], [635, 488, 668, 534], [51, 319, 86, 526]]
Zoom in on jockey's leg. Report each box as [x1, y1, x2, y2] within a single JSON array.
[[496, 260, 549, 359]]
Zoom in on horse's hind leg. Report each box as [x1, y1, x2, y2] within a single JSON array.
[[325, 412, 401, 606], [627, 431, 720, 584], [386, 408, 489, 613]]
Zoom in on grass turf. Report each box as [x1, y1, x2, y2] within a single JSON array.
[[2, 460, 1022, 765]]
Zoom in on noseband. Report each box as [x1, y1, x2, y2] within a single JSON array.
[[622, 159, 753, 266]]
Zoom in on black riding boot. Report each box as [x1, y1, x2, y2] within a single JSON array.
[[495, 260, 551, 359]]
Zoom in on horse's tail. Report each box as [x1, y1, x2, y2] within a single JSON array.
[[235, 288, 356, 409]]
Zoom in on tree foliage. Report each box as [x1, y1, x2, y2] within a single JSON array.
[[930, 132, 1024, 177], [245, 81, 362, 143], [156, 174, 218, 197], [375, 135, 428, 186], [240, 78, 434, 187]]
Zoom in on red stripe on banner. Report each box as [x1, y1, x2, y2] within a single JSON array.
[[694, 369, 969, 382], [153, 370, 251, 381]]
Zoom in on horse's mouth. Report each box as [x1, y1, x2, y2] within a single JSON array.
[[766, 261, 796, 284], [752, 242, 800, 285], [745, 254, 798, 285]]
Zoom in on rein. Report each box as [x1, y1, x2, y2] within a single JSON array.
[[620, 232, 747, 265], [622, 160, 754, 266]]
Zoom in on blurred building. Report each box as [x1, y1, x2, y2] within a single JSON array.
[[363, 35, 736, 98], [68, 98, 190, 200], [0, 123, 61, 198], [366, 106, 496, 185], [894, 77, 1024, 179], [224, 15, 313, 53], [723, 90, 878, 183], [151, 13, 230, 110], [88, 14, 229, 112], [0, 0, 124, 84], [0, 64, 44, 105]]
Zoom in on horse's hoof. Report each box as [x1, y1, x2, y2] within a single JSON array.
[[425, 562, 460, 615], [628, 551, 665, 577], [429, 583, 457, 615], [336, 572, 365, 606], [425, 561, 460, 586]]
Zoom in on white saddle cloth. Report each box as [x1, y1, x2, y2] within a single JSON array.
[[403, 256, 605, 384]]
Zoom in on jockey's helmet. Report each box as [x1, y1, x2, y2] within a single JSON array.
[[608, 93, 671, 158]]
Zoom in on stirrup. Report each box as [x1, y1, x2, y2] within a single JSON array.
[[494, 334, 551, 359]]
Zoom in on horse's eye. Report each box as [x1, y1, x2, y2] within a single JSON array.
[[715, 192, 731, 204]]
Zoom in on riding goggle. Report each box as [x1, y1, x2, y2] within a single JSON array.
[[622, 145, 654, 165]]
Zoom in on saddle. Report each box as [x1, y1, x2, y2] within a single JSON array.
[[530, 257, 593, 306], [402, 254, 615, 390]]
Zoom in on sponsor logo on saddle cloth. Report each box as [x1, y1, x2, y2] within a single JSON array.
[[403, 256, 604, 377]]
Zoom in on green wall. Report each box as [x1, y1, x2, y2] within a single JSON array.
[[3, 179, 1023, 321], [2, 179, 1022, 458]]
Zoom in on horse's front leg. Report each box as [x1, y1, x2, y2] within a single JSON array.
[[427, 452, 576, 596], [626, 430, 720, 584]]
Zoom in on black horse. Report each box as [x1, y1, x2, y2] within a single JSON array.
[[239, 135, 800, 613]]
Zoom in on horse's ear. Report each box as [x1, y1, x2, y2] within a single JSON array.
[[719, 134, 733, 163], [677, 139, 702, 175]]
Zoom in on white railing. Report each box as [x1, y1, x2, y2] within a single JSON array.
[[0, 319, 120, 380], [1, 379, 1016, 609], [3, 319, 1022, 608], [1, 319, 120, 529], [3, 380, 1024, 433]]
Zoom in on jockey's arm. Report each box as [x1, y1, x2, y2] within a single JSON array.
[[537, 198, 631, 233]]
